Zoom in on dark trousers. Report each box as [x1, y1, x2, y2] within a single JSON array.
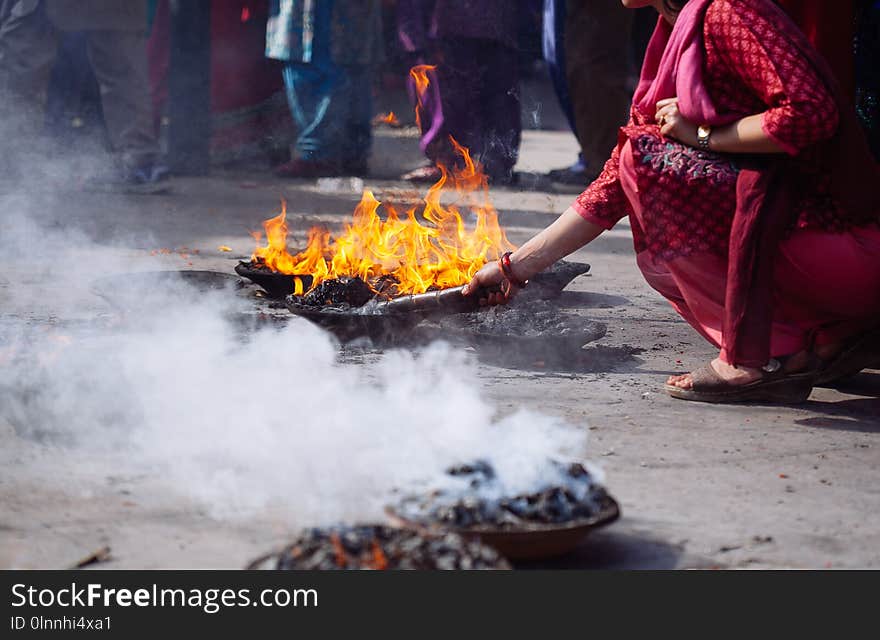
[[282, 62, 372, 166], [543, 0, 577, 141], [413, 38, 521, 181], [0, 0, 157, 169], [564, 0, 633, 173]]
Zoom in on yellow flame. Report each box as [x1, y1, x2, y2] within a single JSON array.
[[409, 65, 436, 131], [251, 63, 513, 297], [252, 141, 513, 296]]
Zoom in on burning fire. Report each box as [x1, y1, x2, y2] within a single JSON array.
[[409, 65, 436, 131], [250, 62, 514, 297], [375, 111, 401, 127], [251, 141, 513, 296]]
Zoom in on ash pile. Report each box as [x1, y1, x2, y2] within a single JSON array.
[[263, 525, 510, 570], [391, 460, 616, 531]]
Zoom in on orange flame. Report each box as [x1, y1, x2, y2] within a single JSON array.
[[377, 111, 400, 126], [330, 534, 347, 568], [409, 64, 436, 131], [251, 141, 513, 296], [410, 65, 436, 98], [251, 61, 514, 297], [369, 540, 388, 570]]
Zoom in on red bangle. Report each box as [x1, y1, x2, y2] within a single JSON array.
[[499, 252, 528, 288]]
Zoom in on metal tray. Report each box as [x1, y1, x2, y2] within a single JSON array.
[[236, 260, 591, 301]]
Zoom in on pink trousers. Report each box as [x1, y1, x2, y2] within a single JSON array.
[[619, 143, 880, 363]]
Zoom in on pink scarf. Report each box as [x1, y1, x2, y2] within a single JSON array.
[[634, 0, 731, 126], [631, 0, 880, 367]]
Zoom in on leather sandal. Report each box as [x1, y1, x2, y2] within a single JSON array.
[[815, 326, 880, 386], [664, 359, 815, 404]]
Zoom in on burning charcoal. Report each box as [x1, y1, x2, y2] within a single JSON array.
[[371, 274, 400, 297], [565, 462, 591, 479], [446, 459, 495, 486], [270, 524, 509, 570], [300, 277, 375, 308], [390, 457, 617, 536]]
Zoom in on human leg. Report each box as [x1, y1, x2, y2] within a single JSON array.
[[564, 0, 633, 176], [621, 141, 817, 397], [279, 61, 347, 172], [339, 64, 374, 175], [476, 42, 521, 184], [543, 0, 588, 183], [0, 0, 57, 173], [773, 225, 880, 383], [428, 38, 482, 169], [85, 29, 159, 168]]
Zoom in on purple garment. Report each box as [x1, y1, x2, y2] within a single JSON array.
[[397, 0, 519, 52], [410, 38, 520, 179], [397, 1, 522, 179]]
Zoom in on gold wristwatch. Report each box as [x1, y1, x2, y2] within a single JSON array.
[[697, 124, 713, 151]]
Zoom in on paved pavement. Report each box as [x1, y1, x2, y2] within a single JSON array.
[[1, 125, 878, 570]]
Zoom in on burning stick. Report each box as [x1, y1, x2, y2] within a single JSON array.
[[70, 546, 112, 569], [263, 525, 510, 570]]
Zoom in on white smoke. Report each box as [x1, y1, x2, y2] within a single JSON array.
[[0, 202, 595, 530]]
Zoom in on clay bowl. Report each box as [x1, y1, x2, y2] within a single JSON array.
[[384, 496, 620, 562]]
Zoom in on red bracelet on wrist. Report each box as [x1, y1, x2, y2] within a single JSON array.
[[499, 251, 528, 288]]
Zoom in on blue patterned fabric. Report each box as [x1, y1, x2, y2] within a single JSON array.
[[265, 0, 383, 65]]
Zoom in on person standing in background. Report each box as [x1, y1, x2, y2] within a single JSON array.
[[544, 1, 650, 187], [542, 0, 586, 186], [561, 1, 634, 186], [397, 0, 522, 186], [266, 0, 384, 178], [0, 0, 165, 188], [148, 0, 294, 168]]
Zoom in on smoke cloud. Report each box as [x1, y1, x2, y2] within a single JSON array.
[[0, 198, 595, 531]]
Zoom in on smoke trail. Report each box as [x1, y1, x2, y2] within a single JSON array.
[[0, 207, 594, 529]]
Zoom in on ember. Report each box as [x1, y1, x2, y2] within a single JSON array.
[[267, 525, 511, 570], [373, 111, 402, 127], [390, 461, 616, 531], [300, 276, 374, 308]]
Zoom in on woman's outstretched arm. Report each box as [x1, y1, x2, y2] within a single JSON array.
[[463, 208, 605, 303]]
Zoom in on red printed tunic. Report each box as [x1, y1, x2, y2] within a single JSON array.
[[571, 0, 868, 261]]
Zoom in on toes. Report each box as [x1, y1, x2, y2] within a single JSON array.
[[667, 373, 692, 389], [668, 374, 693, 390]]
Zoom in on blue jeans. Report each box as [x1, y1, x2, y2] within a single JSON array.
[[281, 61, 372, 166], [542, 0, 582, 167]]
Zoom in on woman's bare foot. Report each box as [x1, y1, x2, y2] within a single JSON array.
[[666, 358, 762, 390], [666, 351, 815, 390]]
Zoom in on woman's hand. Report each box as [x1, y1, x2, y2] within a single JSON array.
[[656, 99, 788, 154], [461, 260, 520, 306], [655, 97, 699, 147], [461, 207, 608, 307]]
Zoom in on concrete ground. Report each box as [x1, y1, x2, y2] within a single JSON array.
[[1, 122, 878, 571]]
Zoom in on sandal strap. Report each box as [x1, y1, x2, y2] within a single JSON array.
[[688, 364, 729, 392]]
